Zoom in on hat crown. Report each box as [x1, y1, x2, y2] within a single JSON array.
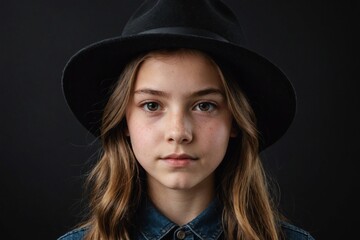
[[122, 0, 245, 44]]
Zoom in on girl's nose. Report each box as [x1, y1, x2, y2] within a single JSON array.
[[165, 112, 193, 144]]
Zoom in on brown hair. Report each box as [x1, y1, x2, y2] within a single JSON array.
[[82, 49, 281, 240]]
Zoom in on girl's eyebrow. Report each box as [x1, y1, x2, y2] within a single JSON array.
[[134, 88, 169, 97], [134, 87, 224, 98], [191, 88, 224, 98]]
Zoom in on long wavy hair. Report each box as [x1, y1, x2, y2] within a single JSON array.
[[81, 49, 282, 240]]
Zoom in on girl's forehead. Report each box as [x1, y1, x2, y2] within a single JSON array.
[[134, 51, 224, 90], [143, 50, 215, 66]]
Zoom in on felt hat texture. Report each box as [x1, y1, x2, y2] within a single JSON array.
[[62, 0, 296, 150]]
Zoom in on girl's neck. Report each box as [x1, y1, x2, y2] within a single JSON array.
[[147, 175, 215, 226]]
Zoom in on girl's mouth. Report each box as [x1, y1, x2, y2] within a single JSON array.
[[161, 153, 198, 167]]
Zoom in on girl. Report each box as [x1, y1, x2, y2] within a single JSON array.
[[59, 1, 315, 239]]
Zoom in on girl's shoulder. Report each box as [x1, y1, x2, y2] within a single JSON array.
[[57, 227, 87, 240], [280, 222, 315, 240]]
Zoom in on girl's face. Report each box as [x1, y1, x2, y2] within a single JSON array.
[[126, 52, 236, 192]]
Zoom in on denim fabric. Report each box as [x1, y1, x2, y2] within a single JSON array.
[[58, 198, 315, 240], [281, 222, 315, 240], [58, 227, 87, 240], [132, 197, 223, 240]]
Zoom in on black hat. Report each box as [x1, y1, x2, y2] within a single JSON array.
[[62, 0, 296, 150]]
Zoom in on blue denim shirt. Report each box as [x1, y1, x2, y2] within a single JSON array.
[[132, 197, 223, 240], [58, 198, 315, 240]]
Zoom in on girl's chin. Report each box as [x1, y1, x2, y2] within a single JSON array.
[[165, 183, 197, 191], [158, 179, 198, 191], [150, 174, 212, 192]]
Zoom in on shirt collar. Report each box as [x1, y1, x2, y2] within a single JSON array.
[[136, 197, 223, 240]]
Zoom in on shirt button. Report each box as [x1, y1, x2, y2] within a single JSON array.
[[176, 230, 186, 239]]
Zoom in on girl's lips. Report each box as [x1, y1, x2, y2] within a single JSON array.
[[162, 158, 193, 167], [161, 153, 198, 167], [161, 153, 198, 160]]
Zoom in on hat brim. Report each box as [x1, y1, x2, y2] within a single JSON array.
[[62, 33, 296, 150]]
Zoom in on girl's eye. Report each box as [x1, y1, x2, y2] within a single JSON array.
[[143, 102, 160, 111], [194, 102, 216, 112]]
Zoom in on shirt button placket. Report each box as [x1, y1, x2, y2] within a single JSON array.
[[175, 229, 186, 240]]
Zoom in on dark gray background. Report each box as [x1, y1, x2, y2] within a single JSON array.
[[1, 0, 359, 239]]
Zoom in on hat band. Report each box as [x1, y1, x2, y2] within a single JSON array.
[[136, 27, 229, 42]]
